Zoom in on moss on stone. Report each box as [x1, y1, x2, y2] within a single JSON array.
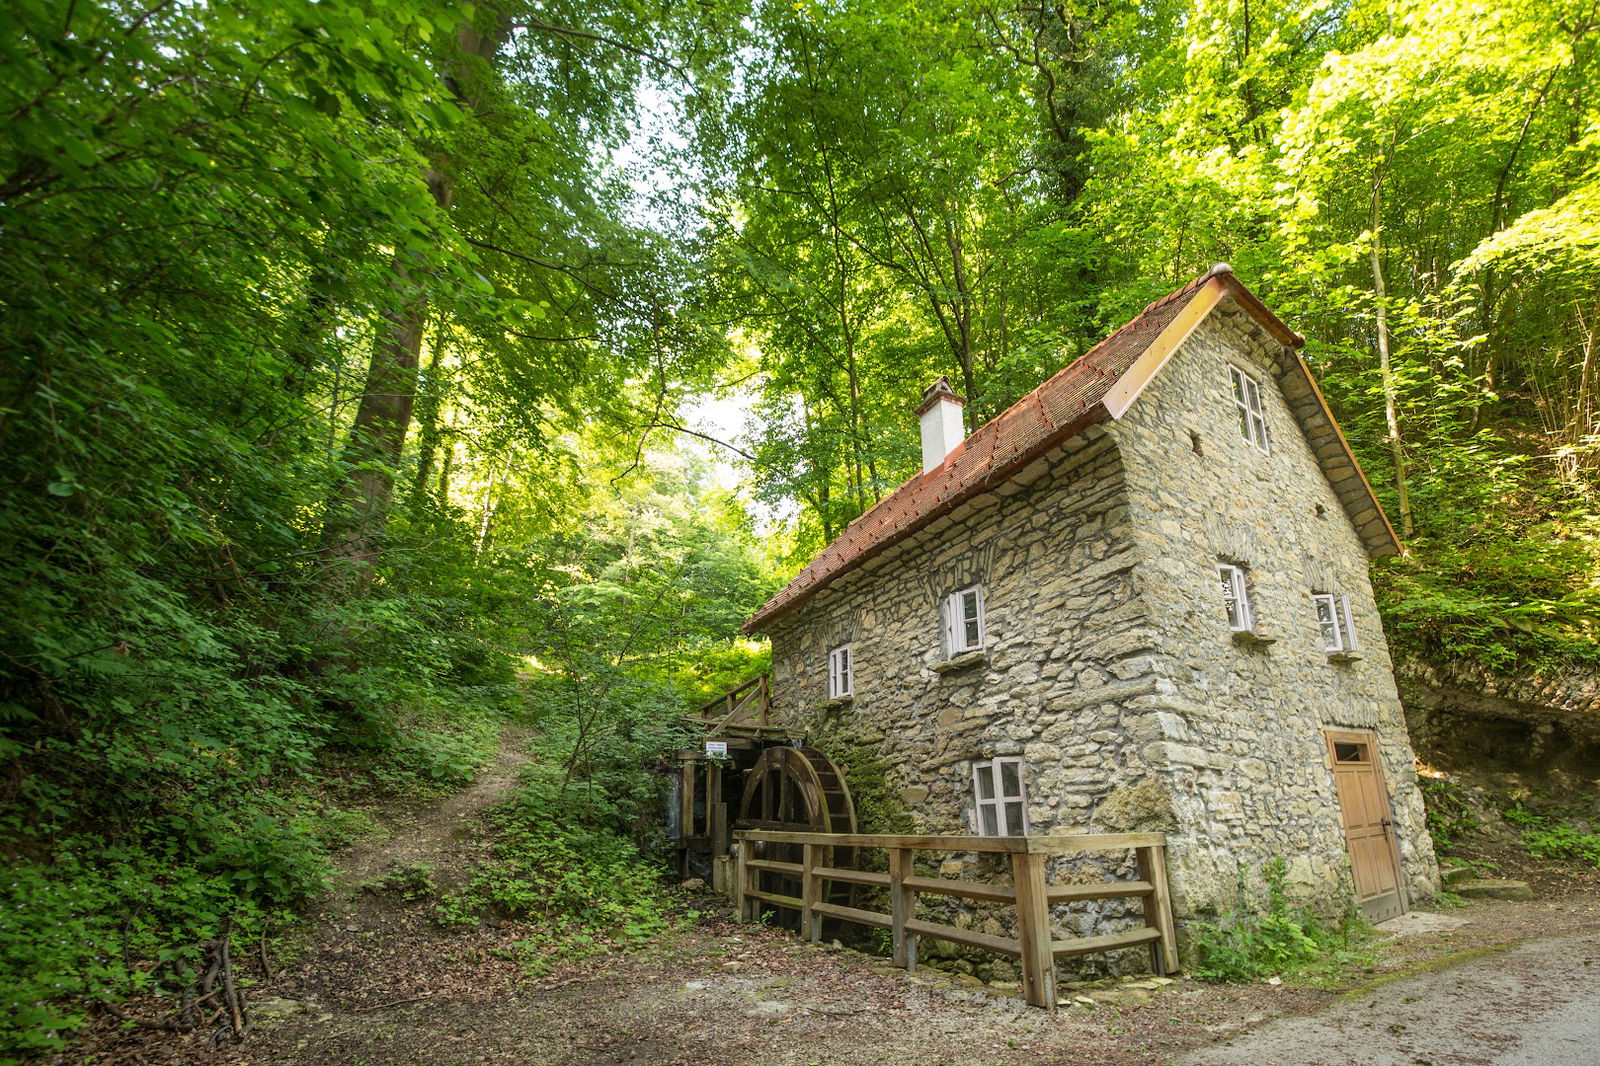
[[805, 715, 914, 835], [1095, 779, 1179, 832]]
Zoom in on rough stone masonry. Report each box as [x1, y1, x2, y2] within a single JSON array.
[[762, 293, 1439, 953]]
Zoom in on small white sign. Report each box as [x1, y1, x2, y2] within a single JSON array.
[[705, 741, 728, 757]]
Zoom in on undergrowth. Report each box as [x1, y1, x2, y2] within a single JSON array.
[[1502, 804, 1600, 868], [1419, 776, 1481, 853], [1191, 859, 1374, 983], [433, 793, 677, 975]]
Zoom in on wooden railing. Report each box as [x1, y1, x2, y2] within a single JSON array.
[[688, 674, 783, 735], [734, 830, 1178, 1010]]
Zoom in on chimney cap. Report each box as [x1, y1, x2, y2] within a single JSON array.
[[915, 376, 967, 416]]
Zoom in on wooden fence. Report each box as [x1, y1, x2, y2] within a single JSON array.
[[687, 674, 784, 735], [733, 830, 1179, 1009]]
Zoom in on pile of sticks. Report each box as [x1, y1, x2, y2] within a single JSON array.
[[107, 920, 254, 1043]]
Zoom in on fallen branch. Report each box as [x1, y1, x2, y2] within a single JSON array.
[[347, 993, 435, 1013], [220, 921, 247, 1041]]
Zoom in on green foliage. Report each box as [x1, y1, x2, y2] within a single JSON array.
[[1192, 860, 1374, 983], [1419, 777, 1482, 853], [433, 791, 676, 975], [375, 861, 438, 903], [1502, 804, 1600, 868], [0, 848, 290, 1056]]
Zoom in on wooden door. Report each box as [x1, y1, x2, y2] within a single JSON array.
[[1325, 730, 1407, 923]]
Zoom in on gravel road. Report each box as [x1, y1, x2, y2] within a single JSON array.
[[1180, 931, 1600, 1066]]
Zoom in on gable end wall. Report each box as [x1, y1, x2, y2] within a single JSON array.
[[1108, 305, 1438, 915]]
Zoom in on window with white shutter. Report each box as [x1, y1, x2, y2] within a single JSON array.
[[942, 585, 986, 655], [1313, 593, 1358, 654], [1230, 364, 1269, 453], [973, 757, 1028, 837], [827, 643, 854, 699]]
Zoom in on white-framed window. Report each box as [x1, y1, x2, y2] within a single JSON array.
[[827, 643, 854, 699], [1230, 364, 1269, 453], [942, 585, 986, 655], [1314, 593, 1358, 653], [973, 756, 1028, 837], [1218, 563, 1254, 632]]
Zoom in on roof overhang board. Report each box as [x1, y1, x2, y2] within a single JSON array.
[[1101, 277, 1228, 420], [1278, 354, 1404, 559]]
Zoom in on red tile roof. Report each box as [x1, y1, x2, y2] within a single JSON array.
[[742, 267, 1396, 634]]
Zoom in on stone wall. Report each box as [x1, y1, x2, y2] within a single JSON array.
[[767, 425, 1165, 845], [1107, 301, 1438, 915], [763, 298, 1438, 950]]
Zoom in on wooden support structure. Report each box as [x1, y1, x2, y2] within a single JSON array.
[[1010, 851, 1055, 1008], [733, 830, 1180, 1010], [687, 674, 784, 735]]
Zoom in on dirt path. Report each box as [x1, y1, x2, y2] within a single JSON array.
[[203, 894, 1600, 1066], [1181, 930, 1600, 1066], [332, 722, 535, 893]]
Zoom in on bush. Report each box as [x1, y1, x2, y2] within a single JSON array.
[[433, 797, 677, 975], [1191, 859, 1372, 983], [0, 849, 290, 1058], [1419, 777, 1481, 853], [1503, 804, 1600, 868]]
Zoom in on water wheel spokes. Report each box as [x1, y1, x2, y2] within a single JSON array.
[[736, 746, 857, 922]]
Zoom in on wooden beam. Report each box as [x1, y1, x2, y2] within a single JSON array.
[[812, 866, 892, 888], [1046, 880, 1153, 903], [903, 917, 1022, 959], [1138, 844, 1181, 974], [802, 843, 821, 944], [1101, 277, 1228, 419], [812, 900, 894, 931], [679, 760, 696, 840], [733, 830, 1167, 853], [735, 841, 750, 922], [890, 848, 915, 969], [1050, 926, 1162, 959], [904, 875, 1017, 904], [1011, 852, 1057, 1010], [744, 888, 804, 910]]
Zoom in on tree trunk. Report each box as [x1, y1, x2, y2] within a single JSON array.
[[323, 11, 509, 578], [1370, 162, 1415, 539], [411, 319, 450, 504], [329, 178, 449, 575]]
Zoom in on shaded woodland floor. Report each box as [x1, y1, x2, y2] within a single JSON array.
[[56, 735, 1600, 1066]]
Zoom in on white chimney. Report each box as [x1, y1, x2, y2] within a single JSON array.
[[917, 377, 967, 473]]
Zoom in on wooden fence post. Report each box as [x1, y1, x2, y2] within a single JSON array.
[[1137, 843, 1180, 975], [1011, 851, 1056, 1010], [802, 843, 821, 943], [680, 756, 697, 842], [734, 839, 750, 922], [889, 847, 917, 969]]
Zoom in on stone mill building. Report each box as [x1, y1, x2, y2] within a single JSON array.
[[741, 264, 1440, 926]]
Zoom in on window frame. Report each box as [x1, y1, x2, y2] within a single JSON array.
[[1218, 563, 1254, 632], [973, 756, 1029, 837], [942, 584, 987, 656], [827, 642, 854, 699], [1313, 592, 1358, 654], [1229, 364, 1270, 453]]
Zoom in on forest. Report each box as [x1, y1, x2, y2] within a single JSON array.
[[2, 0, 1597, 1053]]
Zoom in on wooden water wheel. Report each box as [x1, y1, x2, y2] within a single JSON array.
[[736, 746, 857, 921]]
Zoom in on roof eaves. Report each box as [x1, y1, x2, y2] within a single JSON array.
[[741, 406, 1111, 634]]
